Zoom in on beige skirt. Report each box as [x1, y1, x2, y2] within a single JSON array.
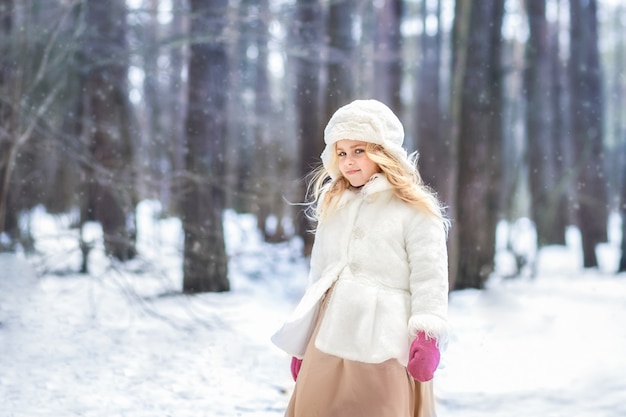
[[285, 288, 436, 417]]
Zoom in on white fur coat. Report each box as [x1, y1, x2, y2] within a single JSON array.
[[271, 174, 449, 366]]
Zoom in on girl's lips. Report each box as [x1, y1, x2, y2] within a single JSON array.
[[346, 169, 360, 175]]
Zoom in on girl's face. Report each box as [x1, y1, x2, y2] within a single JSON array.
[[335, 139, 380, 187]]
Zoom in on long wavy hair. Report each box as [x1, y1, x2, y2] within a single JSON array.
[[305, 143, 449, 230]]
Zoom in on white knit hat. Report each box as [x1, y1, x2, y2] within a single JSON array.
[[321, 99, 414, 179]]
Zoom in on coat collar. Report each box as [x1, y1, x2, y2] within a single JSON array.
[[361, 173, 393, 197], [335, 174, 393, 208]]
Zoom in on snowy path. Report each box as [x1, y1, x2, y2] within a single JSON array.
[[2, 245, 626, 416], [0, 253, 295, 416], [437, 272, 626, 417]]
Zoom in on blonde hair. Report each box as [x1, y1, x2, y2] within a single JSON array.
[[307, 143, 449, 229]]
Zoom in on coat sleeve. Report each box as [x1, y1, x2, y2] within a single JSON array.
[[405, 212, 449, 347]]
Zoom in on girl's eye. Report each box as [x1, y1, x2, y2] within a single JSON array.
[[355, 148, 365, 154], [338, 151, 347, 157]]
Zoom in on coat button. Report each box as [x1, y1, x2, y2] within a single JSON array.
[[350, 262, 360, 272], [352, 227, 364, 239]]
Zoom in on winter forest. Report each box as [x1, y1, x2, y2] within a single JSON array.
[[2, 0, 626, 416], [2, 0, 625, 293]]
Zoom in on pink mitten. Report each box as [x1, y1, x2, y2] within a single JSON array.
[[290, 357, 303, 381], [407, 332, 440, 382]]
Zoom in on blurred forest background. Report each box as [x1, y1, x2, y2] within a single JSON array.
[[0, 0, 624, 292]]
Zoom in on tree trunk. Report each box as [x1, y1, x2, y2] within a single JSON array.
[[372, 0, 403, 115], [547, 0, 570, 245], [140, 0, 167, 201], [525, 0, 563, 247], [615, 5, 626, 271], [82, 0, 137, 261], [445, 0, 473, 291], [454, 0, 504, 290], [228, 0, 257, 214], [324, 0, 356, 121], [182, 0, 230, 293], [166, 0, 189, 215], [294, 0, 324, 255], [416, 0, 448, 203], [251, 0, 286, 242], [0, 0, 15, 239], [569, 0, 607, 268]]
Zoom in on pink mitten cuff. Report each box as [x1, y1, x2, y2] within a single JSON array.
[[407, 332, 440, 382], [290, 357, 303, 381]]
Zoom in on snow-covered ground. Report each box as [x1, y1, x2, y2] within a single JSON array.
[[1, 201, 625, 416]]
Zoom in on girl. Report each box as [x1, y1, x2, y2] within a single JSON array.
[[272, 99, 449, 417]]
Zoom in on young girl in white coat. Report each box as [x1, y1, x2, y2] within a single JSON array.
[[272, 99, 449, 417]]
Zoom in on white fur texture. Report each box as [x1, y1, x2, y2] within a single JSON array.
[[320, 99, 414, 179], [272, 175, 449, 366]]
